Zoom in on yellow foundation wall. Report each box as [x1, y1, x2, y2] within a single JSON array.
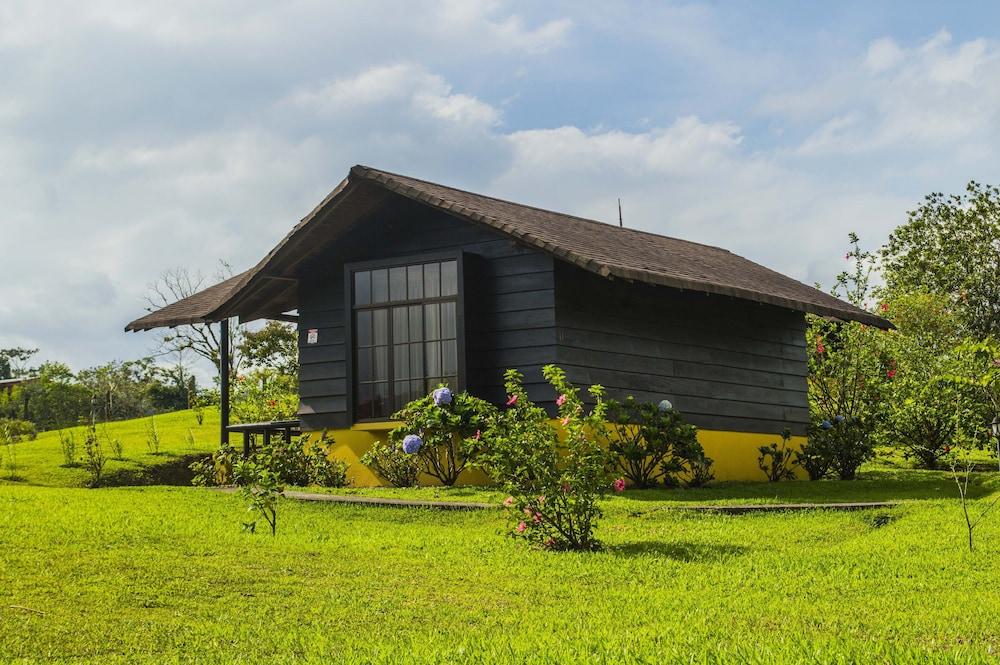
[[307, 422, 807, 487]]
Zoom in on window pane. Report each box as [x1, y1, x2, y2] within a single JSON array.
[[354, 270, 371, 305], [424, 262, 440, 298], [389, 267, 407, 302], [392, 307, 408, 343], [356, 383, 373, 419], [371, 269, 389, 304], [408, 306, 423, 342], [407, 264, 424, 299], [409, 342, 423, 379], [424, 303, 440, 340], [356, 347, 372, 381], [372, 382, 389, 417], [394, 345, 410, 379], [394, 380, 410, 407], [442, 339, 457, 375], [440, 261, 457, 296], [356, 310, 372, 346], [441, 301, 456, 338], [425, 341, 441, 378], [372, 309, 388, 346], [373, 346, 388, 381]]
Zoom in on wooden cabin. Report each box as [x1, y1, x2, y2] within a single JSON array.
[[127, 165, 889, 483]]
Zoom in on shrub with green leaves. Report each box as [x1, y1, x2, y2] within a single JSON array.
[[0, 418, 36, 443], [360, 438, 420, 487], [385, 386, 496, 485], [233, 459, 282, 536], [82, 425, 106, 488], [58, 430, 77, 467], [602, 396, 704, 488], [479, 365, 613, 551], [191, 432, 347, 488], [805, 417, 875, 480], [758, 429, 798, 482]]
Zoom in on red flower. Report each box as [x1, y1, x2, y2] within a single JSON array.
[[267, 399, 276, 407], [880, 302, 889, 313], [886, 369, 897, 379], [943, 445, 951, 454], [816, 339, 826, 354]]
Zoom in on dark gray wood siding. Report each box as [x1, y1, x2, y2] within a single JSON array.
[[297, 197, 555, 430], [553, 262, 809, 435]]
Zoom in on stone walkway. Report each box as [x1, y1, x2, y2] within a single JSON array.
[[214, 487, 896, 513]]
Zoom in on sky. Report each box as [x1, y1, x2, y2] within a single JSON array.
[[2, 1, 999, 380]]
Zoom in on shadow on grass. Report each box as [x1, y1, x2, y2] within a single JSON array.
[[618, 468, 999, 504], [608, 540, 749, 562], [102, 453, 210, 487]]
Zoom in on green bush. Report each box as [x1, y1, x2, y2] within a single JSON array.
[[82, 425, 106, 488], [805, 417, 875, 480], [191, 432, 348, 488], [360, 439, 420, 487], [602, 397, 704, 488], [0, 418, 36, 443], [385, 386, 496, 485], [758, 429, 797, 482], [231, 369, 298, 424], [479, 365, 612, 551]]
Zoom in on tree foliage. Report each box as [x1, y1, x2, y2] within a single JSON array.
[[882, 181, 1000, 338]]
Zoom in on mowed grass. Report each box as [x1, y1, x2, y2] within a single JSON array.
[[2, 484, 1000, 663], [0, 409, 219, 488], [2, 411, 1000, 662]]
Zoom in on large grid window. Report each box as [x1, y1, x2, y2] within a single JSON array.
[[353, 259, 459, 420]]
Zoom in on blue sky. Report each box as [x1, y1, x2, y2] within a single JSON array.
[[2, 2, 998, 378]]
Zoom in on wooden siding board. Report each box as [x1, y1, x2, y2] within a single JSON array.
[[554, 262, 809, 435]]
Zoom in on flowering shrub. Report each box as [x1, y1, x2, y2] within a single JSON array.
[[384, 386, 496, 485], [230, 369, 298, 423], [360, 438, 420, 487], [479, 365, 611, 551], [602, 396, 707, 488]]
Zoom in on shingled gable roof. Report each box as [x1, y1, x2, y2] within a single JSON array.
[[126, 164, 892, 331]]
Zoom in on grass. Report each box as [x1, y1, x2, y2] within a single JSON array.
[[0, 409, 218, 488], [1, 411, 999, 662]]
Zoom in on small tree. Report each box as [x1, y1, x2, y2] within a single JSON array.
[[82, 425, 106, 488], [479, 366, 613, 551], [233, 459, 282, 537], [945, 449, 1000, 552]]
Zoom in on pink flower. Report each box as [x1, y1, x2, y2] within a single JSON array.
[[506, 394, 518, 407], [613, 478, 626, 493], [473, 429, 481, 441], [516, 521, 527, 534], [544, 537, 556, 548], [532, 512, 542, 524], [561, 416, 570, 426], [523, 507, 533, 517], [556, 394, 568, 407], [844, 253, 850, 260], [880, 302, 889, 313], [503, 496, 514, 507]]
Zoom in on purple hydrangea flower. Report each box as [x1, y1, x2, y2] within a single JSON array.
[[402, 434, 423, 454], [820, 420, 833, 430], [834, 415, 845, 423], [432, 387, 453, 406]]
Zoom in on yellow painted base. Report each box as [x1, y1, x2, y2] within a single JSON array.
[[306, 422, 806, 487]]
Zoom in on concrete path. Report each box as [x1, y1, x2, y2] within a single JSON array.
[[213, 487, 896, 513]]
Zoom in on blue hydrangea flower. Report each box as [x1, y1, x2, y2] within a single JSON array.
[[820, 420, 833, 430], [834, 415, 845, 423], [658, 399, 673, 413], [432, 387, 453, 406], [402, 434, 423, 454]]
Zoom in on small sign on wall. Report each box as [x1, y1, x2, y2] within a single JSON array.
[[306, 328, 319, 344]]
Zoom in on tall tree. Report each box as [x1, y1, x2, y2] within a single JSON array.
[[882, 181, 1000, 338], [0, 348, 37, 380], [143, 262, 244, 380]]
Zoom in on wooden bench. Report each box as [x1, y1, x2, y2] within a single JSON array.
[[225, 419, 302, 457]]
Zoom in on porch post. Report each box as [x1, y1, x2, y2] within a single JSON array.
[[220, 318, 230, 446]]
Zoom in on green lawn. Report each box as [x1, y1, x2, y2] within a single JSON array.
[[2, 412, 1000, 663]]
